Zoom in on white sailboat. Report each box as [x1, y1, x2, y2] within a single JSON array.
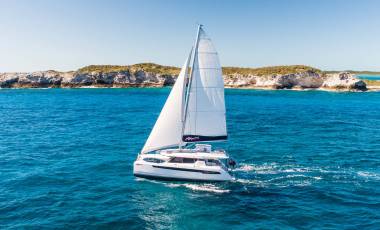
[[133, 25, 235, 182]]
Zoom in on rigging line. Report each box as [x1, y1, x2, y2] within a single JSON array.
[[179, 48, 193, 149], [181, 24, 202, 144]]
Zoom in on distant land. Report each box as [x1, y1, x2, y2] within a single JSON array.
[[78, 64, 380, 76], [325, 70, 380, 75], [78, 64, 321, 76], [1, 63, 379, 91]]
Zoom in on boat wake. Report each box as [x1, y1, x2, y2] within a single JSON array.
[[165, 183, 230, 193], [136, 178, 230, 193], [234, 162, 314, 174], [357, 171, 380, 181], [136, 163, 379, 193], [232, 162, 380, 188]]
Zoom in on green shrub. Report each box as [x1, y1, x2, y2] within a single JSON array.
[[222, 65, 321, 76], [78, 63, 180, 75]]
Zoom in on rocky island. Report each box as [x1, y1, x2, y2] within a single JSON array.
[[1, 63, 378, 91]]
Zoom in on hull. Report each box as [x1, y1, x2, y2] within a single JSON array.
[[133, 160, 232, 182]]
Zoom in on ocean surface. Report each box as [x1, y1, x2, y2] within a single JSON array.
[[1, 88, 380, 229], [357, 75, 380, 80]]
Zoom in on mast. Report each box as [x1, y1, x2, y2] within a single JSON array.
[[180, 24, 202, 149]]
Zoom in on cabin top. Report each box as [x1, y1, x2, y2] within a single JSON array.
[[159, 149, 229, 159]]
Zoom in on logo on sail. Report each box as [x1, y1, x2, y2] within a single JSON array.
[[183, 136, 200, 141]]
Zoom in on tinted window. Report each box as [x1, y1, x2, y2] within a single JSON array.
[[143, 158, 164, 163], [169, 157, 195, 163], [169, 157, 183, 163], [183, 158, 195, 163], [206, 159, 221, 166]]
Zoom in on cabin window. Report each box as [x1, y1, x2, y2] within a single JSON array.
[[205, 159, 221, 166], [143, 158, 164, 163], [169, 157, 195, 163], [182, 158, 195, 163], [169, 157, 183, 163]]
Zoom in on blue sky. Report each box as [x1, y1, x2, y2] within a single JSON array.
[[1, 0, 379, 72]]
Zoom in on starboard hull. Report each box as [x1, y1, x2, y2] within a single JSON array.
[[133, 160, 232, 182]]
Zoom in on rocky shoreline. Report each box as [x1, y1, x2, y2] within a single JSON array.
[[224, 71, 368, 91], [0, 66, 374, 91]]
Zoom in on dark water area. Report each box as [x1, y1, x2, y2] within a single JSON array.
[[1, 88, 379, 229]]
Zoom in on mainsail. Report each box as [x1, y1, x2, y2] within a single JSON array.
[[141, 53, 191, 154], [182, 26, 227, 142], [141, 25, 227, 154]]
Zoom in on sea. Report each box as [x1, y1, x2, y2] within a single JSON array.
[[358, 75, 380, 81], [1, 87, 380, 229]]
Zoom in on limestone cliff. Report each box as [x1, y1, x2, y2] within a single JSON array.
[[0, 64, 369, 91], [224, 71, 367, 91], [0, 70, 176, 88]]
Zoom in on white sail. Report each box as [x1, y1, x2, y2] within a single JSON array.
[[141, 54, 191, 154], [183, 27, 227, 142]]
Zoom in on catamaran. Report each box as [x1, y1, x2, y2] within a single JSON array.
[[133, 25, 235, 182]]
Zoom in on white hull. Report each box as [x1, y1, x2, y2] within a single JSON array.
[[135, 27, 232, 183], [133, 149, 233, 182], [134, 162, 232, 182]]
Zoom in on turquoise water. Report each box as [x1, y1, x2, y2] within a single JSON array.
[[1, 88, 380, 229], [358, 75, 380, 80]]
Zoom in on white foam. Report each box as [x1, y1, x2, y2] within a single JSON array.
[[234, 164, 255, 172], [234, 163, 280, 174], [267, 174, 308, 182], [165, 183, 230, 194], [357, 171, 380, 180], [293, 181, 312, 187], [282, 168, 311, 173], [234, 178, 267, 187], [231, 162, 329, 188], [234, 163, 314, 175]]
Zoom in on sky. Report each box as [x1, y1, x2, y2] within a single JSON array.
[[1, 0, 380, 72]]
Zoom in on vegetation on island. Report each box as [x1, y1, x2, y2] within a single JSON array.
[[223, 65, 321, 76], [78, 63, 322, 76], [78, 63, 180, 75]]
